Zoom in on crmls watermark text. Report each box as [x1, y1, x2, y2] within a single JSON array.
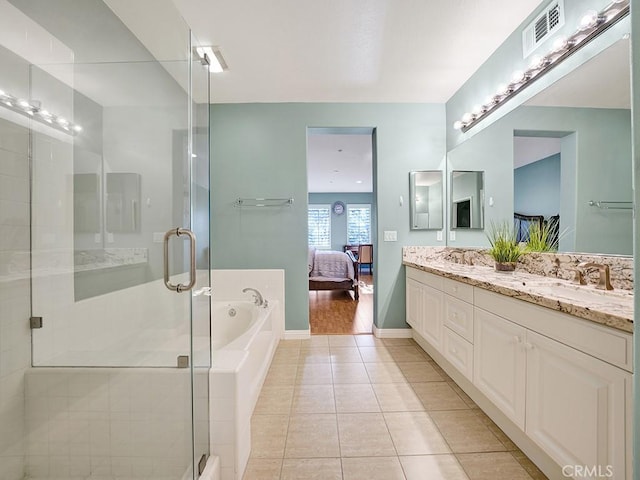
[[562, 465, 614, 478]]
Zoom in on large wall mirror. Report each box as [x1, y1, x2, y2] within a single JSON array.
[[451, 171, 484, 229], [447, 27, 631, 255], [409, 171, 443, 230]]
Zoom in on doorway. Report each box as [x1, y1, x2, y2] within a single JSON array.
[[306, 127, 376, 334]]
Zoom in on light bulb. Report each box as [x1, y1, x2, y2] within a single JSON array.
[[579, 10, 600, 30], [552, 37, 569, 52], [57, 117, 68, 126], [0, 90, 5, 97], [496, 84, 510, 96], [472, 105, 484, 116], [461, 112, 473, 123], [18, 99, 30, 108], [511, 70, 526, 84], [453, 120, 464, 130], [72, 125, 82, 132], [529, 55, 544, 70]]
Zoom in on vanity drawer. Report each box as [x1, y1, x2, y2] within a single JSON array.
[[443, 295, 474, 343], [442, 278, 473, 303], [406, 267, 443, 290], [443, 327, 474, 382]]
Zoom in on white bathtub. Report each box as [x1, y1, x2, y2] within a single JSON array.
[[209, 299, 281, 480]]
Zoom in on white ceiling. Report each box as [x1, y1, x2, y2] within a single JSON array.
[[168, 1, 541, 192], [513, 137, 561, 169], [307, 133, 373, 193], [171, 0, 542, 104]]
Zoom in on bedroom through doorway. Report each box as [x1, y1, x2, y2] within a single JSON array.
[[306, 127, 376, 335]]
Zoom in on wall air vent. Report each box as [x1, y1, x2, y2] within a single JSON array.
[[522, 0, 565, 58]]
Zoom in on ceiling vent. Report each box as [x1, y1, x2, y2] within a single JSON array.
[[522, 0, 565, 58]]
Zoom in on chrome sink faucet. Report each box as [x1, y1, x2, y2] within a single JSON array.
[[242, 287, 265, 306], [574, 262, 614, 290]]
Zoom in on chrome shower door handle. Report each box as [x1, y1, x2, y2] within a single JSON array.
[[163, 227, 197, 293]]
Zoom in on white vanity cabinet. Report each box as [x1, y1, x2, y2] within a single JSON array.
[[473, 308, 527, 429], [525, 330, 629, 479], [405, 268, 443, 349], [405, 266, 633, 480], [442, 279, 474, 381], [405, 277, 423, 332]]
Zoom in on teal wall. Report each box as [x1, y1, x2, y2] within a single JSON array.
[[308, 192, 375, 252], [514, 153, 560, 218], [447, 106, 632, 255], [210, 103, 446, 332]]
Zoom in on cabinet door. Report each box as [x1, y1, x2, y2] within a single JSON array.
[[474, 308, 527, 429], [406, 277, 423, 331], [421, 283, 443, 350], [526, 331, 630, 479]]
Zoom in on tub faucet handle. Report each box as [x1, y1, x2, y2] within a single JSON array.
[[242, 287, 264, 306]]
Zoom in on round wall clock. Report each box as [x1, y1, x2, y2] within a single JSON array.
[[332, 201, 346, 215]]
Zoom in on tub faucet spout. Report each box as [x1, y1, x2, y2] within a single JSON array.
[[242, 287, 264, 306]]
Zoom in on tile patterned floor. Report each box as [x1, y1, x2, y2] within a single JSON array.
[[243, 335, 548, 480]]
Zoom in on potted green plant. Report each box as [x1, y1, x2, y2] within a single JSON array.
[[486, 221, 522, 272]]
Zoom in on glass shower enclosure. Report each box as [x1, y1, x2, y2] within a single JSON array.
[[0, 0, 211, 478]]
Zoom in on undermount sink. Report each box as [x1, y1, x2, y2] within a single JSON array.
[[518, 279, 633, 302]]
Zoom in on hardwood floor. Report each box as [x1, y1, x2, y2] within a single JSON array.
[[309, 274, 373, 335]]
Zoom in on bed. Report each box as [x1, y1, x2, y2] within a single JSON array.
[[514, 212, 560, 247], [308, 247, 359, 300]]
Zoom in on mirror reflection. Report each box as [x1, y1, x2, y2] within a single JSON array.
[[409, 171, 443, 230], [451, 171, 484, 229], [515, 38, 632, 255], [447, 36, 631, 256]]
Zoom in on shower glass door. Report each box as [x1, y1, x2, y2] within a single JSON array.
[[1, 0, 211, 477]]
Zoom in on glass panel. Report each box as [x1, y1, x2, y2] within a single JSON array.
[[0, 1, 210, 478], [191, 31, 212, 474]]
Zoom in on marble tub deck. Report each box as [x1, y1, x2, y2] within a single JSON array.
[[403, 259, 633, 334]]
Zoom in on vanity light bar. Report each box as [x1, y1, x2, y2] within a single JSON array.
[[0, 90, 82, 135], [453, 0, 630, 133]]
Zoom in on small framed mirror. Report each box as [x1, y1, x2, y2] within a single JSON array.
[[451, 170, 484, 229], [409, 171, 443, 230]]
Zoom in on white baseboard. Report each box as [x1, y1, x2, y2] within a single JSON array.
[[283, 329, 311, 340], [372, 325, 413, 338]]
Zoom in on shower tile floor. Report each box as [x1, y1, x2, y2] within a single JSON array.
[[243, 335, 548, 480]]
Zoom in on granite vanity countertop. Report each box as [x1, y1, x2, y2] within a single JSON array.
[[403, 259, 633, 334]]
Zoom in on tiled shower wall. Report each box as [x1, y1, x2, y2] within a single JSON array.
[[0, 119, 31, 479], [24, 368, 209, 479]]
